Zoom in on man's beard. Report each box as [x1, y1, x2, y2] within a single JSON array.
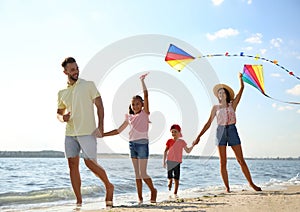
[[69, 74, 78, 81]]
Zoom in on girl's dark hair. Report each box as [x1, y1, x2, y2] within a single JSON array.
[[128, 95, 144, 114], [223, 88, 231, 103]]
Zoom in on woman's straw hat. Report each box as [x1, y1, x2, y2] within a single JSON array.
[[213, 84, 235, 100]]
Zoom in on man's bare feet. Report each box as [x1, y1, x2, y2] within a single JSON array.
[[150, 188, 157, 203], [105, 183, 114, 207]]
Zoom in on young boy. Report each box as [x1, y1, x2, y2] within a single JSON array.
[[162, 124, 194, 197]]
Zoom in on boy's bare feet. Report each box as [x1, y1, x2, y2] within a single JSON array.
[[168, 182, 172, 191]]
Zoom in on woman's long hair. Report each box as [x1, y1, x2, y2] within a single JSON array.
[[218, 88, 231, 104], [224, 88, 231, 103]]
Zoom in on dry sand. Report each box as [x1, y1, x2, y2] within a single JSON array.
[[81, 185, 300, 212], [26, 185, 300, 212]]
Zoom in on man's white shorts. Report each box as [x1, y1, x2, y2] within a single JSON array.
[[65, 135, 97, 159]]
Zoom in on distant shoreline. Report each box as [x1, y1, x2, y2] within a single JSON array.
[[0, 151, 299, 160]]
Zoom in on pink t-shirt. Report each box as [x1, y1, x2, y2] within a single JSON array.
[[126, 110, 149, 141], [166, 138, 187, 163], [216, 104, 236, 125]]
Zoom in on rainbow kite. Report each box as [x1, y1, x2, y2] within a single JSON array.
[[165, 44, 195, 72], [242, 65, 266, 95], [165, 44, 300, 80], [242, 64, 300, 104]]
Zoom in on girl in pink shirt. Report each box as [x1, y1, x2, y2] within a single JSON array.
[[163, 124, 194, 197], [103, 73, 157, 204], [193, 73, 261, 193]]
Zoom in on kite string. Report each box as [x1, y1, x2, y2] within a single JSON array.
[[197, 53, 300, 80], [264, 93, 300, 105]]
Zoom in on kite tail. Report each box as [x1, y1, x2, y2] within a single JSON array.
[[263, 93, 300, 105], [199, 53, 300, 81]]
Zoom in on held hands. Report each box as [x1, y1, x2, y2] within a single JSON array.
[[192, 137, 200, 146], [92, 128, 103, 138]]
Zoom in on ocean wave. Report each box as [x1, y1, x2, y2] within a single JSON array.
[[0, 185, 108, 207], [260, 173, 300, 189], [0, 188, 74, 206], [0, 183, 137, 208]]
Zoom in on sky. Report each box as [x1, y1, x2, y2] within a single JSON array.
[[0, 0, 299, 158]]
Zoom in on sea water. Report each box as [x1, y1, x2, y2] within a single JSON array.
[[0, 157, 299, 211]]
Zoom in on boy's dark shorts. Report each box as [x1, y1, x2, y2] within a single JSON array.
[[167, 161, 181, 180]]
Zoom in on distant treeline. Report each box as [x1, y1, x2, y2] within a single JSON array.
[[0, 150, 65, 158], [0, 151, 299, 160], [150, 154, 300, 160]]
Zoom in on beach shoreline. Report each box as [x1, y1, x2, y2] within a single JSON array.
[[101, 185, 300, 212], [2, 157, 299, 212], [23, 185, 300, 212]]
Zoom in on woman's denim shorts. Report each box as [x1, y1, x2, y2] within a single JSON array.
[[216, 124, 241, 146]]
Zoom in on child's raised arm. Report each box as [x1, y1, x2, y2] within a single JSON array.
[[140, 73, 149, 114]]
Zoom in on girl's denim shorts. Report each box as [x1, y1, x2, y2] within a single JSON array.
[[129, 139, 149, 159]]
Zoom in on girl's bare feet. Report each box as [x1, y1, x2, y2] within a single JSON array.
[[138, 198, 143, 205], [251, 184, 262, 191]]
